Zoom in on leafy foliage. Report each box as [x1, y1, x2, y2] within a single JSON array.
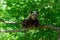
[[0, 0, 60, 40]]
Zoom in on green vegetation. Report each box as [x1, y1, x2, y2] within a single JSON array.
[[0, 0, 60, 40]]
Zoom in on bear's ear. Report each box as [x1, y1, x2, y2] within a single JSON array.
[[30, 11, 33, 13]]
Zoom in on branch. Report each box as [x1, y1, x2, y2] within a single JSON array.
[[4, 21, 17, 24], [41, 25, 60, 40], [0, 27, 31, 32], [0, 25, 60, 40], [0, 18, 20, 24], [43, 25, 60, 31], [0, 18, 59, 31], [0, 25, 60, 32], [0, 18, 60, 40]]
